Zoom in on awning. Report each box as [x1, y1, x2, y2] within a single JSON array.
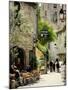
[[57, 53, 66, 56]]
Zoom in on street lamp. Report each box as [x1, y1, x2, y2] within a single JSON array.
[[59, 5, 66, 22], [59, 8, 64, 21]]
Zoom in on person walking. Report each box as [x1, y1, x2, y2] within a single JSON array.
[[56, 59, 60, 73], [50, 61, 53, 72], [53, 62, 55, 72]]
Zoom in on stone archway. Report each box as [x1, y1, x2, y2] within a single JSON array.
[[10, 46, 26, 70]]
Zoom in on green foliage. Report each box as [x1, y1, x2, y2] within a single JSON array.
[[38, 20, 57, 45], [37, 12, 57, 53]]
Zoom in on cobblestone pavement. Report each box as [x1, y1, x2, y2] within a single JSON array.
[[18, 70, 65, 89]]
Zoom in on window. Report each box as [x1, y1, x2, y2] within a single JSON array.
[[53, 4, 57, 8], [53, 12, 57, 23], [45, 11, 47, 16]]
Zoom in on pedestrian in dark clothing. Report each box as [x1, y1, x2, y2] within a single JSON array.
[[50, 61, 53, 72], [56, 59, 60, 72], [53, 62, 55, 72], [56, 62, 60, 72]]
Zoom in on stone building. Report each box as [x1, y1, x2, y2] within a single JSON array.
[[39, 3, 66, 62], [9, 1, 37, 67]]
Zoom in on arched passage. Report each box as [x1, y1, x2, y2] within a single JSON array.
[[10, 46, 26, 71]]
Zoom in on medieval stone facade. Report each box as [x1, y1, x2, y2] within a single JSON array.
[[40, 3, 66, 61], [9, 1, 37, 66]]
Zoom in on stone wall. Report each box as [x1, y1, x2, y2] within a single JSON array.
[[40, 3, 66, 61], [9, 1, 37, 65]]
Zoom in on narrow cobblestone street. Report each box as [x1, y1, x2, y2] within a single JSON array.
[[9, 2, 66, 89], [18, 70, 65, 88]]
